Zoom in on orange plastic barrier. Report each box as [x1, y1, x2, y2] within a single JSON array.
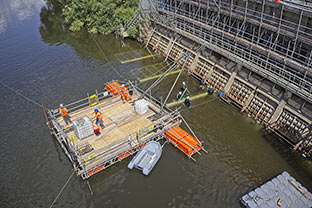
[[88, 164, 104, 176], [118, 150, 133, 160], [105, 81, 122, 95], [165, 126, 201, 156], [118, 143, 146, 160]]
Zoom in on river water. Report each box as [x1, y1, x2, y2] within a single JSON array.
[[0, 1, 311, 207]]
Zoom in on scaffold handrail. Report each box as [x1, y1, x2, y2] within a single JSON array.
[[151, 11, 312, 102]]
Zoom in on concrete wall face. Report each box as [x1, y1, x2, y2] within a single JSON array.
[[139, 0, 312, 157]]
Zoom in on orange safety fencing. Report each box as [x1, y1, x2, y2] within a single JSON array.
[[118, 143, 146, 160], [88, 164, 104, 176], [88, 142, 147, 176], [165, 126, 201, 156]]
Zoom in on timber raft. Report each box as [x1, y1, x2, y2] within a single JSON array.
[[43, 80, 205, 179]]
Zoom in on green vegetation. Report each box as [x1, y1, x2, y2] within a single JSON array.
[[61, 0, 139, 37]]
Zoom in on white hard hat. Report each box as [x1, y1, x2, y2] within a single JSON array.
[[121, 84, 125, 87], [179, 91, 182, 94], [186, 96, 190, 99], [182, 82, 185, 85], [60, 104, 63, 107]]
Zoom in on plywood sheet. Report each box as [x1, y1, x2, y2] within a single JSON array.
[[56, 97, 119, 126], [118, 117, 153, 136], [91, 128, 126, 151], [101, 102, 133, 118]]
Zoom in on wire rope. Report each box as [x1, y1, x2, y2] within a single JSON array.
[[49, 169, 75, 208], [0, 80, 42, 107], [91, 35, 128, 81]]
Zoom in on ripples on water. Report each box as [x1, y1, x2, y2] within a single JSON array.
[[0, 1, 311, 207]]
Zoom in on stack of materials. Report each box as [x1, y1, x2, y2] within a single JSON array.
[[135, 99, 149, 115], [73, 116, 94, 140], [240, 171, 312, 208]]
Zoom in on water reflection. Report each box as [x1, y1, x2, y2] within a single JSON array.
[[0, 0, 45, 33], [39, 2, 130, 62]]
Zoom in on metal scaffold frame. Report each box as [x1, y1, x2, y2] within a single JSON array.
[[142, 0, 312, 103], [43, 80, 205, 179]]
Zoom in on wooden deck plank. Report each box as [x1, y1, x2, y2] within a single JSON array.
[[101, 102, 133, 118], [56, 96, 119, 127], [60, 100, 155, 156], [54, 91, 169, 165], [118, 117, 153, 136], [91, 128, 126, 151]]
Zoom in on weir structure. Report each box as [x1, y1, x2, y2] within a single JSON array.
[[138, 0, 312, 158]]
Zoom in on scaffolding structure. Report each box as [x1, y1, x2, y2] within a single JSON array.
[[139, 0, 312, 157], [141, 0, 312, 103], [43, 80, 205, 179]]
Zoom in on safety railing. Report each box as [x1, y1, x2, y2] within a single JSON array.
[[151, 6, 312, 102], [77, 110, 180, 176], [159, 3, 312, 68], [50, 80, 132, 117], [47, 79, 182, 178]]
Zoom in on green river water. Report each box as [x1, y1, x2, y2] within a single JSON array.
[[0, 1, 311, 207]]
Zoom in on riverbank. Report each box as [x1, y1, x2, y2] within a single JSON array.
[[48, 0, 138, 37]]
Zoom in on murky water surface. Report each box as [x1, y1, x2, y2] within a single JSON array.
[[0, 1, 311, 207]]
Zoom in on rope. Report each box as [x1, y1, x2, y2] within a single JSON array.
[[0, 80, 41, 107], [86, 180, 93, 196], [49, 169, 75, 208]]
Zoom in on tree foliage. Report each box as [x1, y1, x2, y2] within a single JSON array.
[[62, 0, 138, 36]]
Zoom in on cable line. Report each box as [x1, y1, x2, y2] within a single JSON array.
[[91, 35, 128, 82], [0, 80, 41, 107], [49, 170, 75, 208]]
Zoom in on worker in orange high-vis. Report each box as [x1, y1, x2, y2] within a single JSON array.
[[59, 104, 72, 125], [94, 108, 104, 129], [120, 84, 131, 104]]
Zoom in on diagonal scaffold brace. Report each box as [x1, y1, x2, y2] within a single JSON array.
[[160, 44, 205, 113], [139, 49, 190, 100]]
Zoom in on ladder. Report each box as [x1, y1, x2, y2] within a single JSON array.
[[116, 10, 141, 39], [126, 10, 141, 30]]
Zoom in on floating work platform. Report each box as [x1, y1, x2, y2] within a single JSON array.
[[43, 80, 204, 179], [240, 171, 312, 208]]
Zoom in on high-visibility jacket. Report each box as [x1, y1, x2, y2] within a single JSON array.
[[60, 108, 68, 117], [123, 92, 130, 99], [121, 87, 130, 99], [121, 87, 128, 93], [96, 112, 103, 120]]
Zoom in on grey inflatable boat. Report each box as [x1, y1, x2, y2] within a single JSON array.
[[128, 141, 162, 175]]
